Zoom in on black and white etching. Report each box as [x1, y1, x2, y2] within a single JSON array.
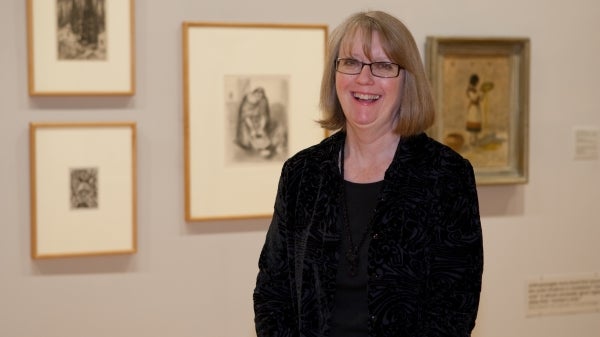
[[56, 0, 106, 60], [70, 167, 98, 209], [225, 75, 289, 163]]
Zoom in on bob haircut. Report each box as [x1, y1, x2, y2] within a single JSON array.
[[319, 11, 435, 136]]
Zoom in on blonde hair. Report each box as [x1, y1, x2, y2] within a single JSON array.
[[319, 11, 435, 135]]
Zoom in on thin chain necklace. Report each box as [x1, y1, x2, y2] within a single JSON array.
[[339, 142, 378, 277]]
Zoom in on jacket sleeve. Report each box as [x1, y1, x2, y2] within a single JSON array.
[[423, 159, 484, 337], [253, 162, 298, 337]]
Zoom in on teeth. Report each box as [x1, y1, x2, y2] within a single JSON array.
[[353, 93, 380, 100]]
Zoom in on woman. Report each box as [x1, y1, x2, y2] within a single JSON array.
[[254, 10, 483, 337]]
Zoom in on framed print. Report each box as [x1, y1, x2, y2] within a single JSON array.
[[27, 0, 135, 96], [30, 122, 137, 258], [426, 37, 530, 185], [183, 22, 327, 221]]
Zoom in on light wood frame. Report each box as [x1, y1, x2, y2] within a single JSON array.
[[30, 122, 137, 258], [182, 22, 327, 221], [27, 0, 135, 96], [426, 37, 530, 185]]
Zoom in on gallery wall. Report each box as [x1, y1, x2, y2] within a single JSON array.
[[1, 0, 599, 336]]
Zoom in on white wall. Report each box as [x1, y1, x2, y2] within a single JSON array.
[[1, 0, 599, 336]]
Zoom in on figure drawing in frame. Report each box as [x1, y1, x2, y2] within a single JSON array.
[[70, 167, 98, 209], [441, 56, 510, 169], [56, 0, 106, 60], [225, 75, 289, 164], [465, 73, 494, 147]]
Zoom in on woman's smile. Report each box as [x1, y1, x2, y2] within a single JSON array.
[[336, 31, 403, 131], [352, 91, 381, 103]]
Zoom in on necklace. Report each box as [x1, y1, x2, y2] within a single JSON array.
[[339, 142, 378, 277]]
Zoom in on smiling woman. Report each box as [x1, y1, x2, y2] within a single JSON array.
[[254, 10, 483, 337], [334, 30, 404, 145]]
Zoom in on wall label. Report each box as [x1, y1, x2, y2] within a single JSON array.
[[527, 274, 600, 316]]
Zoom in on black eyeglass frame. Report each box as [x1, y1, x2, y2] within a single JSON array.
[[335, 58, 402, 78]]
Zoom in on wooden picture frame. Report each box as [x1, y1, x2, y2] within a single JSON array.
[[30, 122, 137, 258], [27, 0, 135, 96], [182, 22, 327, 221], [426, 37, 530, 185]]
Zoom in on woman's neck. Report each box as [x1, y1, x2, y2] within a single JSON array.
[[342, 128, 400, 183]]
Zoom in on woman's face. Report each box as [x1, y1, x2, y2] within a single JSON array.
[[336, 31, 404, 135]]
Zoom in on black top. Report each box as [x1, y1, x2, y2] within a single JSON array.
[[330, 180, 383, 337], [254, 132, 483, 337]]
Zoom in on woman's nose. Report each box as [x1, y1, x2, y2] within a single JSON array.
[[355, 64, 374, 83]]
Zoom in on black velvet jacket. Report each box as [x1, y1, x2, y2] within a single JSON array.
[[254, 131, 483, 337]]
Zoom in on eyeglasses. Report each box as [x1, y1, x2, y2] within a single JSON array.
[[335, 58, 402, 78]]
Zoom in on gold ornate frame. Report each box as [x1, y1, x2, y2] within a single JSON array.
[[426, 37, 530, 185]]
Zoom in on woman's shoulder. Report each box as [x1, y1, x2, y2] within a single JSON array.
[[408, 133, 468, 160], [400, 133, 474, 175], [283, 131, 343, 169]]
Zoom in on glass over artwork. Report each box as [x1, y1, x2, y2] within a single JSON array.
[[56, 0, 106, 60], [27, 0, 134, 95], [225, 75, 290, 164], [426, 37, 530, 185]]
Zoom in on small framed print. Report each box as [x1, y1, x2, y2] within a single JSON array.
[[29, 122, 137, 258], [182, 22, 327, 221], [26, 0, 135, 96], [426, 37, 530, 185]]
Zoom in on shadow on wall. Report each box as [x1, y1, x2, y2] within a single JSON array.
[[477, 184, 526, 217], [31, 255, 137, 275], [28, 96, 135, 111], [184, 217, 270, 236]]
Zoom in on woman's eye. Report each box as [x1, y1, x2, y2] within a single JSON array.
[[375, 63, 392, 70]]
